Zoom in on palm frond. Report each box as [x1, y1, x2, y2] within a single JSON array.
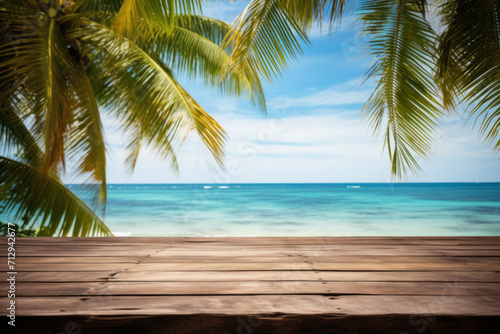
[[0, 8, 76, 175], [361, 0, 443, 179], [437, 0, 500, 151], [222, 0, 308, 82], [175, 14, 231, 44], [279, 0, 349, 30], [222, 0, 349, 82], [65, 62, 108, 207], [0, 102, 44, 167], [68, 0, 124, 14], [124, 123, 145, 172], [70, 20, 226, 170], [137, 15, 266, 110], [112, 0, 202, 37], [0, 157, 112, 236]]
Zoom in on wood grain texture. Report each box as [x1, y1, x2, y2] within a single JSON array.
[[7, 255, 500, 264], [5, 295, 500, 316], [6, 270, 500, 282], [4, 281, 500, 296], [1, 236, 499, 333], [11, 261, 500, 271]]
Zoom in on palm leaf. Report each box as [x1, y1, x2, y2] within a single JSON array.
[[279, 0, 349, 29], [0, 102, 44, 167], [68, 0, 124, 13], [137, 15, 266, 110], [361, 0, 443, 179], [222, 0, 348, 82], [70, 20, 226, 171], [112, 0, 202, 37], [437, 0, 500, 151], [0, 157, 112, 236], [222, 0, 307, 81], [0, 6, 76, 174], [1, 4, 107, 208], [65, 62, 108, 207]]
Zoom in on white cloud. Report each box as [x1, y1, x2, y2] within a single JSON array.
[[102, 109, 390, 183], [68, 77, 498, 184], [100, 102, 499, 184]]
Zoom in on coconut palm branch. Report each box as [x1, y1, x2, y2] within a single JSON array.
[[221, 0, 349, 81], [360, 0, 442, 178], [0, 103, 110, 236], [225, 0, 499, 179], [437, 0, 500, 151], [0, 0, 265, 236], [0, 104, 44, 167], [0, 157, 113, 236]]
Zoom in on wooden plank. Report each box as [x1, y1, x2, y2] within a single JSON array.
[[5, 282, 500, 296], [12, 261, 500, 271], [5, 295, 500, 316], [10, 244, 500, 251], [8, 270, 500, 283], [12, 249, 500, 257], [9, 256, 500, 264]]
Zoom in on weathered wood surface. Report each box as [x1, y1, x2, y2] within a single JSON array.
[[1, 237, 500, 333]]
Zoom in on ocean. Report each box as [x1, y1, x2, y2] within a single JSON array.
[[73, 183, 500, 237]]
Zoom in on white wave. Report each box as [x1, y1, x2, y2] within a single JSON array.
[[204, 186, 212, 189], [347, 185, 361, 188], [218, 186, 230, 189]]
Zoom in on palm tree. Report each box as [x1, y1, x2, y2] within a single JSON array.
[[0, 0, 265, 236], [224, 0, 499, 178]]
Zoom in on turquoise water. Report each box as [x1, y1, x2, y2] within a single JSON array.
[[73, 183, 500, 236]]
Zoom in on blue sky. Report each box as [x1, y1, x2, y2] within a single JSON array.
[[99, 1, 499, 184]]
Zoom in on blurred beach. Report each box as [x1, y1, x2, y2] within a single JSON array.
[[70, 183, 500, 237]]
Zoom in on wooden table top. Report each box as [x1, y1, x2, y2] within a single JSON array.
[[2, 236, 500, 333]]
